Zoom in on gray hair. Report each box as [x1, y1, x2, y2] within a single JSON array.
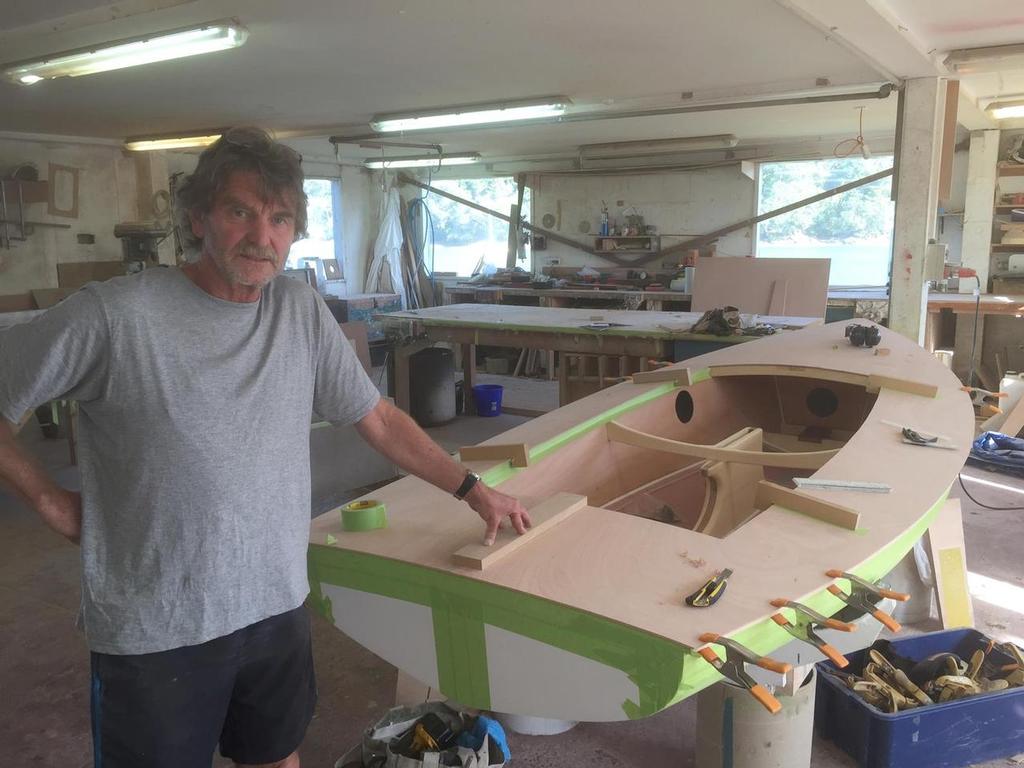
[[175, 126, 308, 252]]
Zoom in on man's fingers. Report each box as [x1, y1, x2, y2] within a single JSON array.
[[483, 516, 500, 546], [510, 513, 528, 536], [520, 508, 533, 529]]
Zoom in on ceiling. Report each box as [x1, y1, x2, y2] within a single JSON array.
[[1, 0, 1022, 166]]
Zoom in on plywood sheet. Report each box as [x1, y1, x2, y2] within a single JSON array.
[[56, 261, 125, 290], [691, 257, 830, 317]]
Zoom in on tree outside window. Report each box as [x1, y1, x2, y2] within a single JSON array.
[[756, 157, 895, 287], [426, 178, 531, 276], [288, 178, 341, 271]]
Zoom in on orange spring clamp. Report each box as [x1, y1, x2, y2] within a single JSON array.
[[696, 632, 792, 714], [769, 598, 856, 668], [825, 570, 909, 632]]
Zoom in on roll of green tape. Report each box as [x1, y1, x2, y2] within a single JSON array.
[[340, 499, 387, 532]]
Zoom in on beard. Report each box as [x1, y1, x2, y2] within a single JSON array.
[[210, 242, 284, 289]]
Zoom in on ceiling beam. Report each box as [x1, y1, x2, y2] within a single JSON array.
[[774, 0, 997, 130], [773, 0, 941, 82]]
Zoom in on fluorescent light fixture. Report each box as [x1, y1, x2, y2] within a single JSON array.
[[578, 134, 739, 159], [364, 153, 481, 169], [944, 43, 1024, 74], [370, 97, 569, 132], [988, 100, 1024, 120], [3, 20, 247, 85], [124, 133, 224, 152]]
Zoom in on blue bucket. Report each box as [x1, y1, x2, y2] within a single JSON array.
[[472, 384, 503, 417]]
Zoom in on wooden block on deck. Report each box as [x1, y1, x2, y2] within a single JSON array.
[[453, 492, 587, 570], [755, 481, 860, 530], [631, 367, 692, 386], [866, 374, 938, 399], [459, 443, 530, 467]]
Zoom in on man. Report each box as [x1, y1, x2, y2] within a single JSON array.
[[0, 127, 531, 768]]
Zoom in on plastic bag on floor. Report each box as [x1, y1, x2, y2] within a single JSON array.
[[361, 702, 507, 768], [968, 431, 1024, 476]]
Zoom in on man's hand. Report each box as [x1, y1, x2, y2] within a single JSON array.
[[465, 484, 532, 546], [36, 488, 82, 544]]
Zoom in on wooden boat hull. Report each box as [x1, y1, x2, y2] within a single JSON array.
[[308, 321, 973, 720]]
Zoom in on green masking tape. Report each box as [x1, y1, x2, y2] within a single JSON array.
[[340, 499, 387, 531]]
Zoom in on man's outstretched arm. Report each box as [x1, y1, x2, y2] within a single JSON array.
[[0, 418, 81, 543], [355, 398, 531, 545]]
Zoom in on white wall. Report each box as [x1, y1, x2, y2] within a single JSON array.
[[166, 152, 376, 295], [0, 136, 139, 294], [530, 167, 757, 272]]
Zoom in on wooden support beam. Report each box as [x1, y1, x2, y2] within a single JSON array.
[[507, 173, 526, 270], [459, 443, 530, 468], [865, 374, 938, 398], [631, 367, 693, 386], [928, 498, 974, 628], [642, 167, 894, 266], [755, 481, 861, 530], [452, 493, 587, 570], [605, 421, 838, 469]]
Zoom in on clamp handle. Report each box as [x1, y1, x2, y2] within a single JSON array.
[[749, 684, 783, 714], [698, 632, 793, 675], [827, 584, 902, 632], [770, 610, 849, 668]]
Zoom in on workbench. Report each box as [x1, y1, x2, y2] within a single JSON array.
[[443, 283, 891, 320], [379, 303, 820, 414]]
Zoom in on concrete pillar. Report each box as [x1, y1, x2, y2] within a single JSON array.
[[889, 78, 946, 343], [131, 151, 176, 265], [960, 130, 1000, 292]]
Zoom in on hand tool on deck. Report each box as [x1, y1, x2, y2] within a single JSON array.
[[696, 632, 792, 714], [685, 568, 732, 607], [769, 598, 856, 668], [825, 570, 909, 632]]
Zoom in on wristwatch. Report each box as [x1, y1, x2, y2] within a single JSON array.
[[454, 471, 481, 500]]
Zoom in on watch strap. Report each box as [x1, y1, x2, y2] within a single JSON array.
[[454, 471, 481, 500]]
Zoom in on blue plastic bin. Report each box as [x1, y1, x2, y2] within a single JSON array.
[[472, 384, 503, 417], [815, 629, 1024, 768]]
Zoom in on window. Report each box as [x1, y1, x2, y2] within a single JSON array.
[[756, 157, 895, 288], [287, 178, 342, 271], [425, 178, 531, 276]]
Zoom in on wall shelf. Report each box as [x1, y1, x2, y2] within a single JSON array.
[[593, 234, 660, 254]]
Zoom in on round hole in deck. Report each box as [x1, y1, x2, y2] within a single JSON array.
[[675, 390, 694, 423], [806, 387, 839, 418]]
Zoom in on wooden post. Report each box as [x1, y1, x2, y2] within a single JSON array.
[[960, 130, 1000, 293], [462, 342, 477, 414], [889, 78, 946, 343]]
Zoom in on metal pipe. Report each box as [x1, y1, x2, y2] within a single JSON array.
[[337, 85, 896, 142]]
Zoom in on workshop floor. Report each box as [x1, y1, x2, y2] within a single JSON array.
[[2, 418, 1023, 767]]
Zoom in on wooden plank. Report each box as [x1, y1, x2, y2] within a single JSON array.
[[754, 481, 860, 531], [928, 499, 974, 629], [56, 260, 125, 289], [691, 257, 829, 318], [997, 392, 1024, 438], [631, 367, 692, 386], [339, 322, 372, 374], [866, 374, 938, 398], [452, 493, 587, 570], [937, 80, 960, 206], [767, 279, 789, 315], [459, 443, 530, 468], [605, 420, 838, 469]]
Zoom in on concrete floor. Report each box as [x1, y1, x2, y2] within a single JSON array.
[[3, 416, 1023, 767]]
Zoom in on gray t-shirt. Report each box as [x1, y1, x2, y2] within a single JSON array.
[[0, 267, 380, 654]]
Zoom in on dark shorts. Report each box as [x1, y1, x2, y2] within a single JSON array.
[[90, 605, 316, 768]]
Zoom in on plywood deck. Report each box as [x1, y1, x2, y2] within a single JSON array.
[[311, 322, 974, 651]]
